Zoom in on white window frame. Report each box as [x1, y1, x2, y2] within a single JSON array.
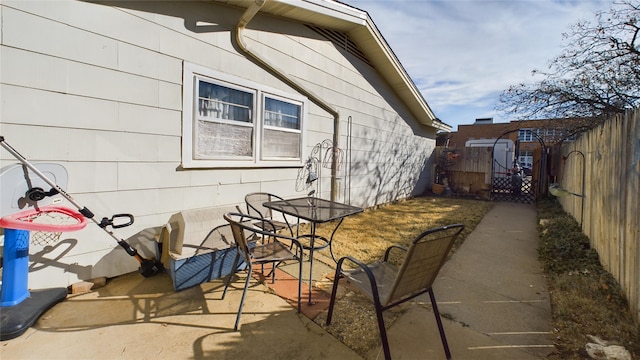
[[518, 128, 535, 142], [261, 92, 303, 161], [182, 62, 307, 168]]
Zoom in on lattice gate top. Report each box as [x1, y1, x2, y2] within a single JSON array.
[[491, 176, 537, 204]]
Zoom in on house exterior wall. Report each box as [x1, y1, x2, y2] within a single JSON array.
[[0, 1, 436, 288]]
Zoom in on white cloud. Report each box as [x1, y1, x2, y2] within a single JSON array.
[[343, 0, 613, 129]]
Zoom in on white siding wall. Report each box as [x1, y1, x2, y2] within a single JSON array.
[[0, 0, 436, 288], [246, 15, 436, 206]]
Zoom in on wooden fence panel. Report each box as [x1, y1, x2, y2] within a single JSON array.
[[435, 146, 493, 192], [447, 171, 486, 193], [557, 108, 640, 323]]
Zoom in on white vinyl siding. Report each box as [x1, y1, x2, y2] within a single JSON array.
[[1, 1, 437, 289]]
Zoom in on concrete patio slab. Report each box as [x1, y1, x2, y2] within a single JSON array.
[[0, 271, 361, 360], [0, 202, 555, 360]]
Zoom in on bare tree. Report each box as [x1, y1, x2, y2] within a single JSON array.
[[497, 1, 640, 124]]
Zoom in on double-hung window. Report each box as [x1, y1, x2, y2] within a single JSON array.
[[196, 80, 254, 159], [518, 129, 535, 142], [182, 62, 305, 168], [262, 95, 302, 158]]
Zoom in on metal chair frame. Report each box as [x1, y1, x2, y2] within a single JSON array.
[[222, 212, 304, 331], [326, 223, 465, 360], [244, 192, 296, 237]]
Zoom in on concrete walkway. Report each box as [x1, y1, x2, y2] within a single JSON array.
[[0, 202, 554, 359], [376, 202, 555, 359]]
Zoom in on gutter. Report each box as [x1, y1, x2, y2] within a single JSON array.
[[236, 0, 341, 202]]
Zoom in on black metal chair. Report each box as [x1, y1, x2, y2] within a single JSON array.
[[326, 223, 465, 360], [222, 212, 304, 331], [244, 192, 296, 237]]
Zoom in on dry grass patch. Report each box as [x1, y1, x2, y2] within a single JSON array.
[[301, 196, 492, 265], [302, 196, 493, 357], [537, 198, 640, 359]]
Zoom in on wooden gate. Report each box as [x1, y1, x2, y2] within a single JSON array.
[[489, 130, 546, 204], [491, 175, 537, 203]]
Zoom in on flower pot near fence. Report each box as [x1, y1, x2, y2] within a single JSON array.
[[432, 183, 446, 195]]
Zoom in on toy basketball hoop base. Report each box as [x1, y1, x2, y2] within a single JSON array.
[[1, 229, 31, 306], [0, 228, 67, 341], [0, 206, 86, 341], [0, 285, 68, 341]]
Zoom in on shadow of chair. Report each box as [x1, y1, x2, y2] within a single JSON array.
[[222, 212, 304, 331], [326, 223, 465, 360], [244, 192, 296, 237]]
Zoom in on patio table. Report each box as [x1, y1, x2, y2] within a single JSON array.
[[263, 196, 363, 304]]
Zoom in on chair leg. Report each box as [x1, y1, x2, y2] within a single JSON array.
[[222, 253, 241, 300], [256, 261, 279, 284], [325, 260, 345, 325], [428, 288, 451, 360], [374, 303, 392, 360], [271, 262, 276, 283], [296, 257, 302, 313], [234, 263, 253, 331]]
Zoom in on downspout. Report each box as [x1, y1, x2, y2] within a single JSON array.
[[236, 0, 341, 202]]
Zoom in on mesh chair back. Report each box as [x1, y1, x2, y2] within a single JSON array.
[[222, 212, 303, 330], [226, 214, 278, 258], [224, 212, 279, 255], [225, 214, 252, 263], [384, 224, 464, 306], [202, 223, 235, 250], [245, 192, 281, 220]]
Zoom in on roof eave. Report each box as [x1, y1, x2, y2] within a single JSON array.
[[213, 0, 449, 131], [348, 22, 450, 131]]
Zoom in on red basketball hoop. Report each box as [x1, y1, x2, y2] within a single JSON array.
[[0, 205, 87, 232]]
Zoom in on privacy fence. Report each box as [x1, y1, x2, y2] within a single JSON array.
[[434, 147, 493, 194], [555, 108, 640, 323], [433, 146, 537, 202]]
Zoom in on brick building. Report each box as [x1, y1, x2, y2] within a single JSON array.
[[446, 117, 589, 178]]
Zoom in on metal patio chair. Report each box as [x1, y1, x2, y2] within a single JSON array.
[[244, 192, 296, 237], [222, 212, 304, 331], [326, 223, 465, 360]]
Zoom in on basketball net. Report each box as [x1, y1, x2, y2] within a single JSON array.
[[0, 205, 87, 246], [29, 210, 83, 246]]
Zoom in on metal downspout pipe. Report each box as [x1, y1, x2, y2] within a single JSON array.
[[236, 0, 341, 202]]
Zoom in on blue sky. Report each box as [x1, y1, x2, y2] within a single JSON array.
[[342, 0, 613, 131]]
